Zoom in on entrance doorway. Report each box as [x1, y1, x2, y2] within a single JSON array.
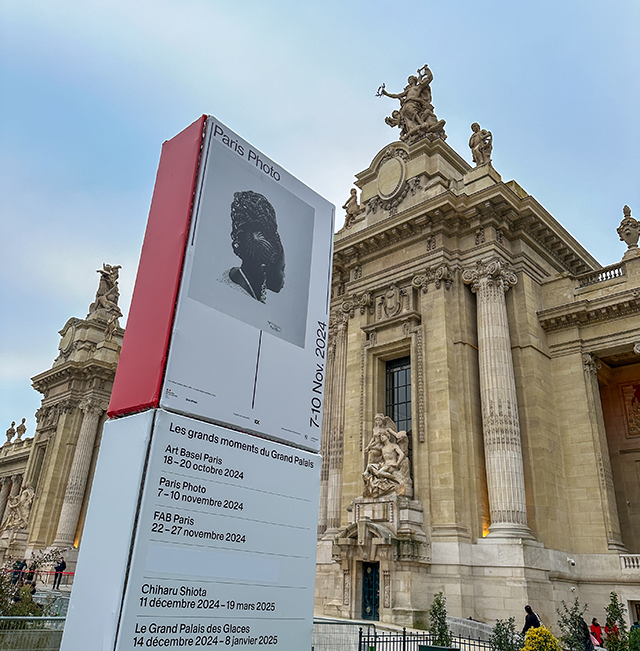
[[362, 562, 379, 620]]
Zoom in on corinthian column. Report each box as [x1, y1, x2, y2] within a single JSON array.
[[0, 478, 13, 524], [326, 316, 348, 532], [462, 259, 531, 538], [53, 398, 107, 547]]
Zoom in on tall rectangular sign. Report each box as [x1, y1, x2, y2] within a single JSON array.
[[160, 118, 334, 452], [63, 117, 334, 651]]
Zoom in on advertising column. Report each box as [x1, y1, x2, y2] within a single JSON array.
[[61, 116, 334, 651]]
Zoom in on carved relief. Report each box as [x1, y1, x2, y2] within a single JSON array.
[[363, 414, 413, 499], [434, 264, 454, 290], [342, 293, 373, 319], [412, 271, 432, 294], [382, 284, 402, 318], [0, 483, 35, 534], [582, 353, 602, 376], [413, 325, 426, 443], [352, 265, 363, 280], [383, 571, 391, 609], [462, 258, 517, 296], [621, 383, 640, 437], [342, 570, 350, 606], [475, 228, 485, 245], [426, 235, 436, 252]]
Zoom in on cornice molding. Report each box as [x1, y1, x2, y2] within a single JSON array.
[[538, 288, 640, 332], [335, 183, 598, 278]]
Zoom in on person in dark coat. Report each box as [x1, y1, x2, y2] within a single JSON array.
[[522, 605, 542, 635], [53, 557, 66, 590]]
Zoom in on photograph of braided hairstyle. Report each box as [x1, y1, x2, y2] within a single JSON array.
[[228, 190, 285, 302]]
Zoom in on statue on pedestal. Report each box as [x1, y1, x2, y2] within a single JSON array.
[[15, 418, 26, 441], [469, 123, 493, 166], [363, 414, 413, 498], [378, 65, 446, 144], [617, 205, 639, 251], [5, 422, 15, 444], [342, 189, 365, 229], [88, 264, 122, 321]]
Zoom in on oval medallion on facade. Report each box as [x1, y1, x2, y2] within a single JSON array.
[[377, 157, 405, 200]]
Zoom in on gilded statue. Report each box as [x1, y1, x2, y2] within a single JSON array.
[[469, 123, 493, 166], [342, 189, 365, 229], [363, 414, 413, 498], [378, 65, 446, 144]]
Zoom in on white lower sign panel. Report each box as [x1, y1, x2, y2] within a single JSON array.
[[115, 410, 320, 651]]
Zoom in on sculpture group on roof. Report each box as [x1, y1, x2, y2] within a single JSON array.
[[88, 263, 122, 321], [378, 64, 447, 144], [5, 419, 26, 444]]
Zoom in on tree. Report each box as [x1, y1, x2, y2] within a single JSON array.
[[629, 628, 640, 651], [490, 617, 521, 651], [522, 627, 563, 651], [604, 592, 629, 651], [557, 597, 590, 651], [429, 591, 452, 647]]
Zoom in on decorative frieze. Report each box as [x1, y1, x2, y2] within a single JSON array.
[[342, 570, 350, 606], [383, 571, 391, 608]]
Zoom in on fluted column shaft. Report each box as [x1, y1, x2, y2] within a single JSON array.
[[53, 398, 106, 547], [463, 259, 530, 538], [318, 330, 336, 536], [0, 479, 11, 524], [326, 317, 348, 531]]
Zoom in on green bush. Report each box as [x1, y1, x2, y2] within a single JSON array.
[[490, 617, 522, 651], [429, 592, 452, 647], [628, 628, 640, 651], [557, 597, 589, 651], [604, 592, 629, 651]]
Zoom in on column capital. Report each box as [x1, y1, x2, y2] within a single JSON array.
[[79, 397, 109, 415], [462, 258, 517, 294], [582, 353, 602, 376]]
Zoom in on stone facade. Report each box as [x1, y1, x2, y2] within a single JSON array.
[[0, 267, 124, 569], [316, 109, 640, 627]]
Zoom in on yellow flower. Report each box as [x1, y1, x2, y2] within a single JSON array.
[[522, 627, 563, 651]]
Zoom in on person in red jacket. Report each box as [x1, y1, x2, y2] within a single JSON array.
[[590, 618, 602, 646], [605, 620, 619, 644]]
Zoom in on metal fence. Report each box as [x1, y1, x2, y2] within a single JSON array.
[[313, 619, 376, 651], [0, 617, 65, 651], [358, 628, 494, 651]]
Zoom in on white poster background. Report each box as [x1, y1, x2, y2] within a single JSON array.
[[115, 410, 321, 651], [161, 117, 334, 452]]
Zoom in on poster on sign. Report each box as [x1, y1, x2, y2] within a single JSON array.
[[161, 117, 334, 452], [113, 410, 321, 651]]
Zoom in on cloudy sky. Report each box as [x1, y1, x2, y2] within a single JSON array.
[[1, 0, 639, 436]]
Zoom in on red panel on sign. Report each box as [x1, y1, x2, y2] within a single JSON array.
[[108, 116, 206, 417]]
